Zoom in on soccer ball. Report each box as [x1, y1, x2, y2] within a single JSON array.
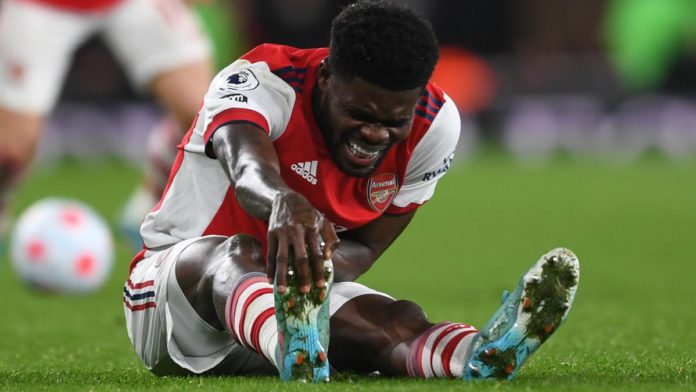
[[10, 198, 114, 293]]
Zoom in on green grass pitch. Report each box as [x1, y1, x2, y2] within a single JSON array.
[[1, 152, 695, 391]]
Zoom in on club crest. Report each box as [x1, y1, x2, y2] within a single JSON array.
[[367, 173, 398, 212]]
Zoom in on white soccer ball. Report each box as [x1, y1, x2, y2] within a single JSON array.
[[10, 198, 114, 293]]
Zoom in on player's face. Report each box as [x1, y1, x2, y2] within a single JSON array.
[[315, 64, 422, 177]]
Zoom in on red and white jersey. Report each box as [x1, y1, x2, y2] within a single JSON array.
[[139, 44, 460, 259], [23, 0, 122, 12]]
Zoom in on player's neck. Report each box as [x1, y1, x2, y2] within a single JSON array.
[[311, 85, 330, 145]]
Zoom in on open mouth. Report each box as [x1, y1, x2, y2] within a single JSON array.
[[344, 140, 384, 166]]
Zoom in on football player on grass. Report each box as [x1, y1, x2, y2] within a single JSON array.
[[124, 0, 580, 382]]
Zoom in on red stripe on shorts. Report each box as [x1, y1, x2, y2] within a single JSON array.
[[124, 299, 157, 312], [126, 279, 155, 290]]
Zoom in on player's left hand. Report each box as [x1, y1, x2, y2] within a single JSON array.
[[266, 191, 339, 294]]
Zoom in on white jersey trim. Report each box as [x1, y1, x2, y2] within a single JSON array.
[[392, 95, 460, 208]]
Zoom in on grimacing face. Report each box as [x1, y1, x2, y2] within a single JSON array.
[[314, 61, 423, 177]]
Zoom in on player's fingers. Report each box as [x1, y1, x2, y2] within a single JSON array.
[[306, 233, 325, 289], [274, 234, 289, 293], [320, 221, 340, 260], [266, 233, 278, 284], [291, 227, 310, 294]]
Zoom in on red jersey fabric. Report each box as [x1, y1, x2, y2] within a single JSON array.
[[135, 44, 460, 270], [22, 0, 122, 12]]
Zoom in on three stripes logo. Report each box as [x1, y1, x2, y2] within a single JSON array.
[[291, 160, 318, 185]]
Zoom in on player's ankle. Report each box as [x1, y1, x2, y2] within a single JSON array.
[[407, 322, 478, 378], [225, 272, 278, 367]]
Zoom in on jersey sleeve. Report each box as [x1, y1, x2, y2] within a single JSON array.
[[387, 95, 461, 214], [196, 59, 297, 158]]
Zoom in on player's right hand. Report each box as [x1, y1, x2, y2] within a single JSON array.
[[266, 191, 339, 294]]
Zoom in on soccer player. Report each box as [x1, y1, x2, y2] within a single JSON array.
[[0, 0, 214, 251], [123, 0, 580, 382]]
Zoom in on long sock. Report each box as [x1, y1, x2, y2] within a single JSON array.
[[407, 322, 478, 378], [225, 272, 279, 368]]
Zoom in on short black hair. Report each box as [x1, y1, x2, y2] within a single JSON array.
[[328, 0, 439, 91]]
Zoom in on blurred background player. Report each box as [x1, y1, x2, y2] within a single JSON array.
[[0, 0, 215, 252]]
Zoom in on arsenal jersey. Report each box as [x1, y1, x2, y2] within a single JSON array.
[[25, 0, 122, 12], [139, 44, 460, 256]]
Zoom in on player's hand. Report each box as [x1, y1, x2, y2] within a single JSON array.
[[266, 191, 339, 294]]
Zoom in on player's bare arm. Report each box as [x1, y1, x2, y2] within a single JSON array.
[[211, 123, 339, 294], [332, 211, 415, 282]]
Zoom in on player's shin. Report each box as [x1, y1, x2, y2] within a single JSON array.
[[224, 272, 280, 369], [406, 322, 479, 378]]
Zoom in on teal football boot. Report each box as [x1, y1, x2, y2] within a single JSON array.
[[463, 248, 580, 380], [274, 255, 333, 383]]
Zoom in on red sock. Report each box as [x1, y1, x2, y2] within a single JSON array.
[[225, 272, 278, 367], [407, 322, 478, 378]]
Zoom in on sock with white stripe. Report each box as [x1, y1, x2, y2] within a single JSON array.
[[406, 322, 478, 378], [225, 272, 279, 368]]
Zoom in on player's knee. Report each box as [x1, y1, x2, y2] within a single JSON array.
[[174, 235, 264, 328], [370, 300, 431, 358], [177, 235, 260, 290], [204, 234, 265, 291], [175, 238, 221, 299], [383, 300, 429, 327], [219, 234, 265, 268]]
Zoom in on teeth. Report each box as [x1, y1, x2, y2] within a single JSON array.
[[347, 141, 380, 160]]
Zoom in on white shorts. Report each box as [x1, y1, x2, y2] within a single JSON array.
[[0, 0, 210, 113], [123, 236, 394, 375]]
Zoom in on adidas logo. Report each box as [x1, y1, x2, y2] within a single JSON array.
[[291, 160, 318, 185]]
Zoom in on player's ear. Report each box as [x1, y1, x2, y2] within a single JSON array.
[[317, 60, 331, 92]]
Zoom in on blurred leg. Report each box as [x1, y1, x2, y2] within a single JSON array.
[[117, 62, 214, 250], [118, 117, 180, 249], [0, 108, 44, 189], [0, 109, 44, 242], [149, 60, 213, 132], [104, 0, 213, 132], [0, 0, 93, 246], [105, 0, 213, 249]]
